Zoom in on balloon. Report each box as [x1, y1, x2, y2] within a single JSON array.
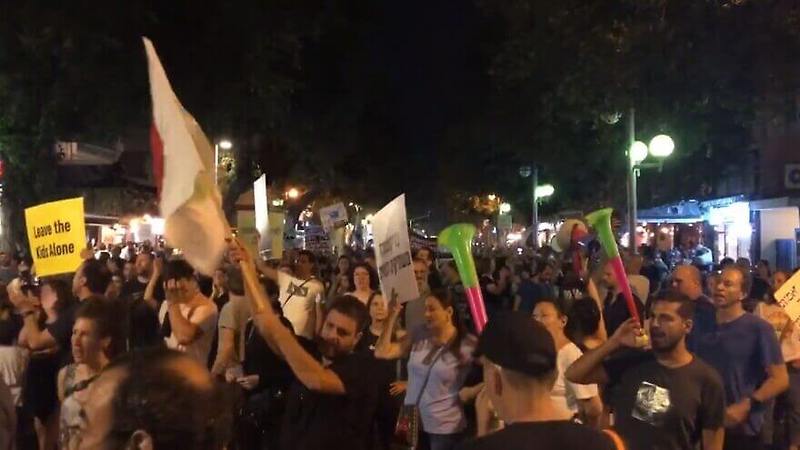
[[438, 224, 488, 334], [585, 208, 641, 324]]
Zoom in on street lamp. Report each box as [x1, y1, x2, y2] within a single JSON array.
[[535, 184, 555, 198], [214, 140, 233, 187], [499, 202, 511, 214], [286, 188, 300, 200], [520, 166, 556, 249], [626, 108, 675, 253]]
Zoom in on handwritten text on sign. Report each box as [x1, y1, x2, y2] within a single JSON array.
[[372, 194, 419, 304], [775, 270, 800, 324], [25, 197, 86, 277]]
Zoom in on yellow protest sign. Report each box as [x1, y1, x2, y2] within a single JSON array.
[[25, 197, 86, 277]]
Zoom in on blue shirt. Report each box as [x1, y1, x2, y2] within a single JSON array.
[[693, 312, 783, 436], [686, 296, 716, 352]]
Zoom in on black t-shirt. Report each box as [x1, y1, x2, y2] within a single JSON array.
[[281, 338, 378, 450], [119, 279, 161, 351], [603, 350, 725, 450], [457, 421, 616, 450], [47, 303, 76, 366], [243, 317, 294, 391], [355, 330, 402, 393]]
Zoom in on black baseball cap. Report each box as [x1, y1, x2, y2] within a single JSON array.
[[474, 312, 557, 377]]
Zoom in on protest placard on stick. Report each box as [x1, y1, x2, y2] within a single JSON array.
[[25, 197, 86, 277], [372, 194, 419, 304]]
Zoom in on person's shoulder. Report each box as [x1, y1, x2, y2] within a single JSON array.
[[559, 342, 584, 361], [743, 312, 777, 333], [688, 356, 725, 385]]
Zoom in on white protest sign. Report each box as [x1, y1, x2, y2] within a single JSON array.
[[253, 175, 270, 254], [776, 270, 800, 323], [319, 202, 348, 233], [372, 194, 419, 304]]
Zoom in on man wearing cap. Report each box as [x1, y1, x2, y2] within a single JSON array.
[[566, 291, 726, 450], [457, 312, 617, 450]]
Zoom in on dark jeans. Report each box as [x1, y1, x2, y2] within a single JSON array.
[[725, 432, 764, 450], [419, 431, 463, 450]]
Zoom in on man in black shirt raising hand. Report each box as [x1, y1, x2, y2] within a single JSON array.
[[567, 290, 725, 450]]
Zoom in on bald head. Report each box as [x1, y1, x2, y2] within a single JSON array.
[[672, 265, 703, 300]]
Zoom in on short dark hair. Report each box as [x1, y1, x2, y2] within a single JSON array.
[[105, 348, 231, 450], [565, 297, 601, 343], [723, 265, 752, 297], [163, 259, 195, 282], [326, 295, 369, 333], [650, 290, 695, 320], [225, 265, 244, 296], [75, 297, 124, 358], [81, 259, 112, 295], [535, 298, 566, 317], [297, 250, 317, 267]]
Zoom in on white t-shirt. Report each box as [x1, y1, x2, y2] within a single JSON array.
[[551, 342, 598, 415], [0, 346, 27, 407], [159, 294, 219, 365], [277, 272, 324, 339]]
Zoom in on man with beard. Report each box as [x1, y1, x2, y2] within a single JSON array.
[[567, 291, 726, 450], [232, 238, 375, 450], [264, 294, 374, 450]]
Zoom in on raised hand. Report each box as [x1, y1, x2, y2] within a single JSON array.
[[610, 318, 645, 348]]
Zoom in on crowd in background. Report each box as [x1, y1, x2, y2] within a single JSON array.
[[0, 238, 796, 450]]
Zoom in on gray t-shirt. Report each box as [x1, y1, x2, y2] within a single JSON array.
[[404, 328, 476, 434], [218, 294, 252, 362]]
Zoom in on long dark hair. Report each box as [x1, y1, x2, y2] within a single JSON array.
[[425, 287, 470, 361]]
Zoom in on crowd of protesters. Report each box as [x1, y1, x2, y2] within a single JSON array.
[[0, 236, 796, 450]]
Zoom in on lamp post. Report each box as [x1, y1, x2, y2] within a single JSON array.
[[519, 165, 555, 249], [626, 108, 675, 253]]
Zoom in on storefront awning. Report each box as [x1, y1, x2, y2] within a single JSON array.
[[638, 200, 703, 223]]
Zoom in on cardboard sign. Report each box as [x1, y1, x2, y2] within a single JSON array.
[[25, 197, 86, 277], [268, 211, 285, 259], [253, 175, 270, 254], [776, 270, 800, 323], [236, 210, 260, 260], [304, 225, 332, 254], [319, 203, 348, 233], [372, 194, 419, 303]]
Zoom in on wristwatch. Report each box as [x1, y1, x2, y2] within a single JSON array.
[[748, 395, 762, 408]]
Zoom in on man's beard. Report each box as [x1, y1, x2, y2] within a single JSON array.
[[650, 331, 681, 353], [316, 336, 347, 359]]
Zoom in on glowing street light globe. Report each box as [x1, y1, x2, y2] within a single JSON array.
[[630, 141, 649, 164], [648, 134, 675, 158], [286, 188, 300, 199], [499, 202, 512, 214], [535, 184, 555, 198], [218, 140, 233, 150]]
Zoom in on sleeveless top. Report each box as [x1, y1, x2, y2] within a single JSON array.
[[59, 364, 98, 450]]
